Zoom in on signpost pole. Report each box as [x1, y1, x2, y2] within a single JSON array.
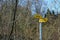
[[39, 23, 42, 40], [39, 15, 45, 40]]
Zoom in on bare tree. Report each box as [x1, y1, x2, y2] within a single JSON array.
[[8, 0, 18, 40]]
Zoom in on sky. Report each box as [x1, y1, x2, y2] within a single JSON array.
[[19, 0, 60, 15]]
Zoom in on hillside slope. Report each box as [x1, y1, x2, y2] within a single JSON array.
[[43, 14, 60, 40]]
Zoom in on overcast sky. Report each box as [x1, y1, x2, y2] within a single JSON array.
[[19, 0, 60, 15]]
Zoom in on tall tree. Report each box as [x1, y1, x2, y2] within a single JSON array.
[[8, 0, 18, 40]]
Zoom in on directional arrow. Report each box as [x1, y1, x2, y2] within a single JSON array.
[[34, 14, 42, 19], [39, 18, 48, 22], [34, 14, 48, 22]]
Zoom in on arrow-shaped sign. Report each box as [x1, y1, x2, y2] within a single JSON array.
[[39, 18, 48, 22], [34, 14, 48, 22], [34, 14, 42, 19]]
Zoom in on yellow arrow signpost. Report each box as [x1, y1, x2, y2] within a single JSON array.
[[34, 14, 48, 40], [34, 14, 43, 19], [39, 18, 48, 22], [34, 14, 48, 22]]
